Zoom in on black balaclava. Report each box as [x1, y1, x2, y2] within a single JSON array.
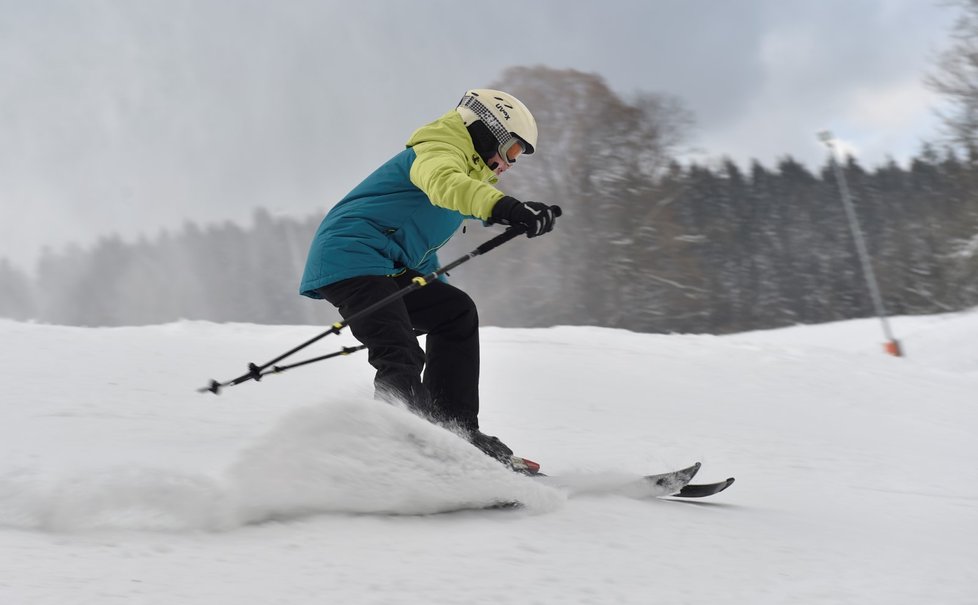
[[466, 121, 501, 169]]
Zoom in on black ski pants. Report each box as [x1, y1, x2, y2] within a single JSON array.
[[316, 271, 481, 430]]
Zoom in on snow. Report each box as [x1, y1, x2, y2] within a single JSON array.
[[1, 311, 976, 604]]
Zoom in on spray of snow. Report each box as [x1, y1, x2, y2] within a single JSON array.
[[0, 396, 563, 532], [226, 396, 564, 522]]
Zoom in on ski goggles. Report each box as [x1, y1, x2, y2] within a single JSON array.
[[499, 138, 525, 166]]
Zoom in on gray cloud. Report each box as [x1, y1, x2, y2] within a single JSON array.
[[0, 0, 958, 270]]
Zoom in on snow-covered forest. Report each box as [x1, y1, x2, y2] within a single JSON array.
[[4, 68, 976, 333], [3, 5, 978, 335]]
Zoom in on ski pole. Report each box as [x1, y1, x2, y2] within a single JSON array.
[[199, 223, 535, 394], [200, 327, 433, 390], [195, 344, 367, 391]]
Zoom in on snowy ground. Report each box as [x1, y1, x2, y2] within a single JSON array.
[[1, 310, 976, 604]]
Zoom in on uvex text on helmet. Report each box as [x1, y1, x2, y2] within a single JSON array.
[[456, 89, 538, 161]]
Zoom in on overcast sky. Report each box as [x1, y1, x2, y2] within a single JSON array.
[[0, 0, 960, 271]]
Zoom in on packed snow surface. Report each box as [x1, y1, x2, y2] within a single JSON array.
[[1, 310, 976, 604]]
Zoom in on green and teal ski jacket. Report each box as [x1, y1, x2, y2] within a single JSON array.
[[299, 111, 506, 298]]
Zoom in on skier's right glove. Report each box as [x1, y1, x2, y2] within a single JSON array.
[[489, 196, 561, 238]]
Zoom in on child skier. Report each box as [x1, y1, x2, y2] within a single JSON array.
[[299, 89, 560, 466]]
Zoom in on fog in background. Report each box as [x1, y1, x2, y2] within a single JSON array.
[[0, 0, 958, 273]]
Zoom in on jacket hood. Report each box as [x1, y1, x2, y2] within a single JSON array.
[[406, 111, 497, 183], [406, 111, 472, 149]]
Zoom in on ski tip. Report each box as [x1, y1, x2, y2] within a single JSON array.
[[671, 476, 736, 498]]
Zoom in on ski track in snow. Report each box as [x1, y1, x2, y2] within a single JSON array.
[[1, 311, 976, 604]]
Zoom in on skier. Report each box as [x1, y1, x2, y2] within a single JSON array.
[[299, 89, 560, 467]]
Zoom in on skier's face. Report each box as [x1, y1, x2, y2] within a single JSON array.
[[487, 152, 511, 176]]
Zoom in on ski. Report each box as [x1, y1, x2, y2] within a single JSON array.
[[519, 460, 703, 499], [630, 462, 702, 497], [670, 477, 735, 498], [511, 457, 734, 500]]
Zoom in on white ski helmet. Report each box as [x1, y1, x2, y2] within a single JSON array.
[[456, 89, 538, 164]]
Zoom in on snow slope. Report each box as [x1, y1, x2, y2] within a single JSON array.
[[1, 310, 976, 604]]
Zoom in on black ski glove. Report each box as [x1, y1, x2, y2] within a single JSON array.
[[489, 196, 561, 238]]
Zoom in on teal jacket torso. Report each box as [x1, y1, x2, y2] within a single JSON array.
[[300, 111, 505, 298]]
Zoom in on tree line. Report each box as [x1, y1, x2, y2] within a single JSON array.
[[1, 66, 977, 333], [449, 146, 978, 334]]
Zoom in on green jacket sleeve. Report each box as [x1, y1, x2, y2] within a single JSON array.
[[409, 141, 504, 220]]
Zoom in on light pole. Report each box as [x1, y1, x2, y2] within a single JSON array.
[[817, 131, 902, 357]]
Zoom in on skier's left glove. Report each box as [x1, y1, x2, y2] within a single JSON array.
[[489, 196, 561, 238]]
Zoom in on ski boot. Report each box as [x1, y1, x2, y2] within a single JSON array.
[[468, 430, 513, 464], [468, 430, 541, 475]]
